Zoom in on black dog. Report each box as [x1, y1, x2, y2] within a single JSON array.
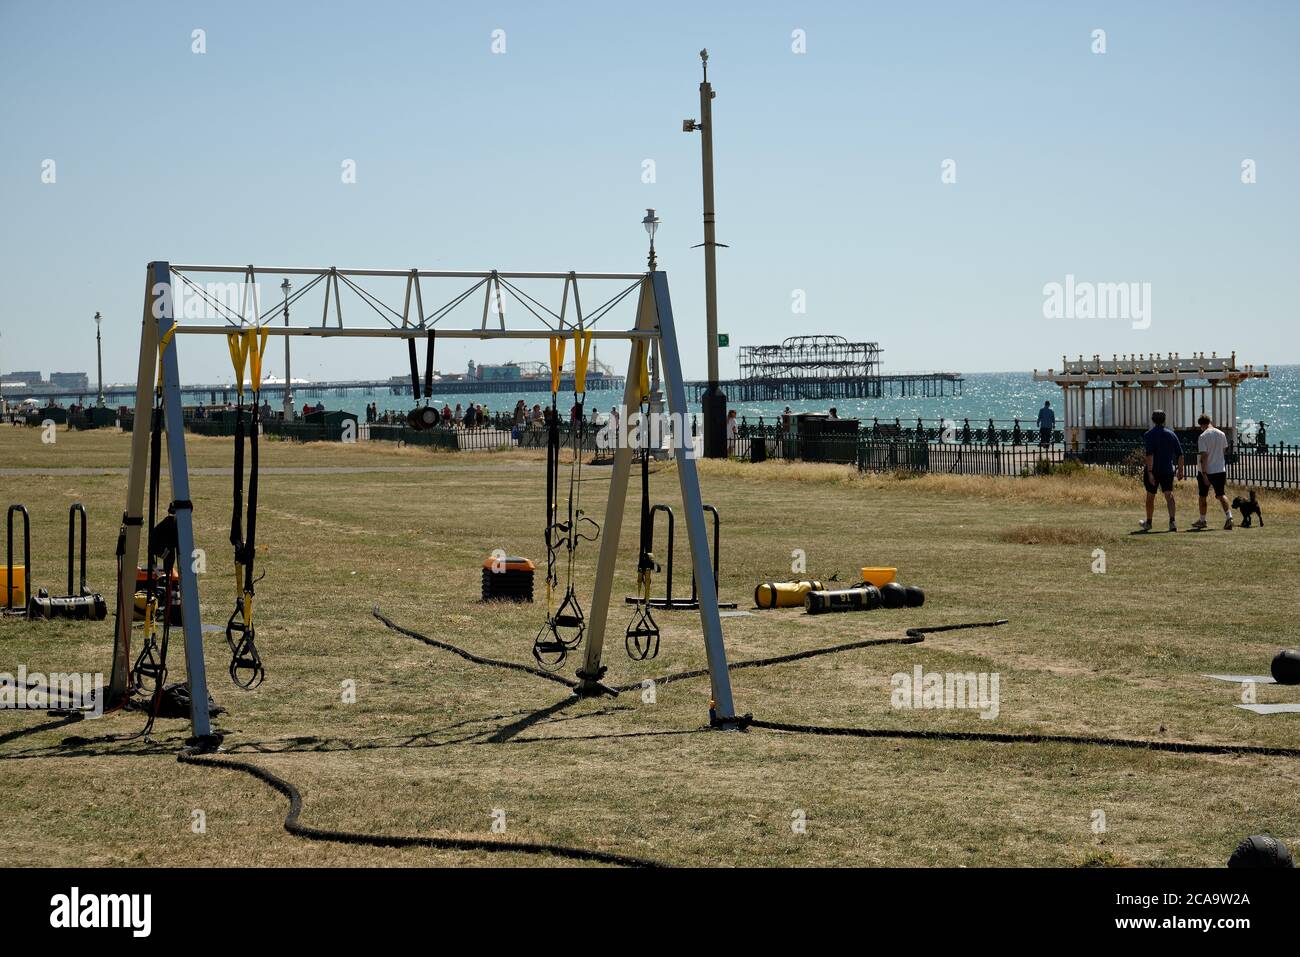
[[1231, 490, 1264, 528]]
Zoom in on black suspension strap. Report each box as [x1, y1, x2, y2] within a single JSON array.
[[225, 328, 268, 690], [406, 330, 440, 430], [534, 335, 573, 668], [533, 333, 599, 669], [625, 340, 660, 660], [138, 523, 178, 739], [424, 330, 435, 398], [131, 388, 167, 702], [407, 336, 421, 401]]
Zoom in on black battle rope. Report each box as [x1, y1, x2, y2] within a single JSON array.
[[376, 607, 578, 690], [742, 718, 1300, 758], [175, 748, 663, 868], [612, 631, 934, 694], [373, 612, 1300, 763]]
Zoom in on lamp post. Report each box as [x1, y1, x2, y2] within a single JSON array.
[[683, 48, 727, 458], [281, 278, 293, 419], [642, 207, 660, 271], [94, 312, 105, 407], [641, 210, 667, 454]]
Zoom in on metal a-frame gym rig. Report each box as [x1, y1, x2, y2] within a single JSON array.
[[110, 262, 740, 749]]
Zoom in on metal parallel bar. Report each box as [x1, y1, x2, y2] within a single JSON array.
[[169, 265, 644, 280], [160, 325, 657, 340], [570, 273, 584, 327]]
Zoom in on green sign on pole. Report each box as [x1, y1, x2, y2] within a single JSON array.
[[717, 333, 729, 348]]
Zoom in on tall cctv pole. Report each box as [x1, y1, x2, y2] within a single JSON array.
[[683, 48, 727, 457]]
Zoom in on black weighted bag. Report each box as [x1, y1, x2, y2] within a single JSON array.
[[805, 585, 881, 615], [1270, 649, 1300, 685], [1227, 834, 1294, 868], [879, 581, 906, 609], [903, 585, 925, 608]]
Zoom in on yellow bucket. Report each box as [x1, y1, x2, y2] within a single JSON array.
[[859, 567, 897, 588], [1, 566, 28, 607]]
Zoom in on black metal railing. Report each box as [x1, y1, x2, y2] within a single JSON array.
[[726, 422, 1300, 489], [733, 415, 1064, 450]]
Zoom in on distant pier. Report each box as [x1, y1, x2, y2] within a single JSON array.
[[5, 375, 626, 407], [685, 372, 963, 402], [683, 334, 962, 403]]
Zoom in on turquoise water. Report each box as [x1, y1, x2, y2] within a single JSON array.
[[291, 365, 1299, 443]]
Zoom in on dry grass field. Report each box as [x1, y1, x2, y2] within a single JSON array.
[[2, 424, 1297, 867]]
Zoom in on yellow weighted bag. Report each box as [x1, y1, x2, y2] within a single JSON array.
[[754, 579, 826, 610]]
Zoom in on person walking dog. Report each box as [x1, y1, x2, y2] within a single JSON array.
[[1191, 414, 1233, 530]]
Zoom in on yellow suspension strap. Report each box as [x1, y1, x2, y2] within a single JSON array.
[[561, 329, 600, 604], [625, 338, 660, 660], [531, 332, 601, 670], [534, 335, 575, 669], [225, 327, 269, 689]]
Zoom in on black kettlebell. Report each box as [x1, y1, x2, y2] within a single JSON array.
[[1270, 649, 1300, 685], [879, 582, 906, 609], [903, 585, 925, 608]]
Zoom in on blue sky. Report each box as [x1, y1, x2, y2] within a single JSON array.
[[1, 0, 1296, 388]]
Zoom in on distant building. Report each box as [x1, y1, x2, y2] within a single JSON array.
[[50, 372, 90, 391], [1033, 351, 1269, 447], [470, 360, 521, 382], [1, 370, 42, 385]]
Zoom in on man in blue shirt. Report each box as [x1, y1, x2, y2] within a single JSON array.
[[1139, 410, 1184, 532], [1036, 401, 1055, 448]]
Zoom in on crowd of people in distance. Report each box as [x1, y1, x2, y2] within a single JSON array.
[[361, 397, 624, 431]]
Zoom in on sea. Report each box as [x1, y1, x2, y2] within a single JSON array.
[[283, 365, 1299, 444]]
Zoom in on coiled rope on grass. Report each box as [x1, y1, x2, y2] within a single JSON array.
[[373, 605, 578, 690], [375, 610, 1300, 761], [176, 748, 664, 868]]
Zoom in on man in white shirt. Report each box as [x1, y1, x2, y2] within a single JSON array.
[[1191, 414, 1232, 530]]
